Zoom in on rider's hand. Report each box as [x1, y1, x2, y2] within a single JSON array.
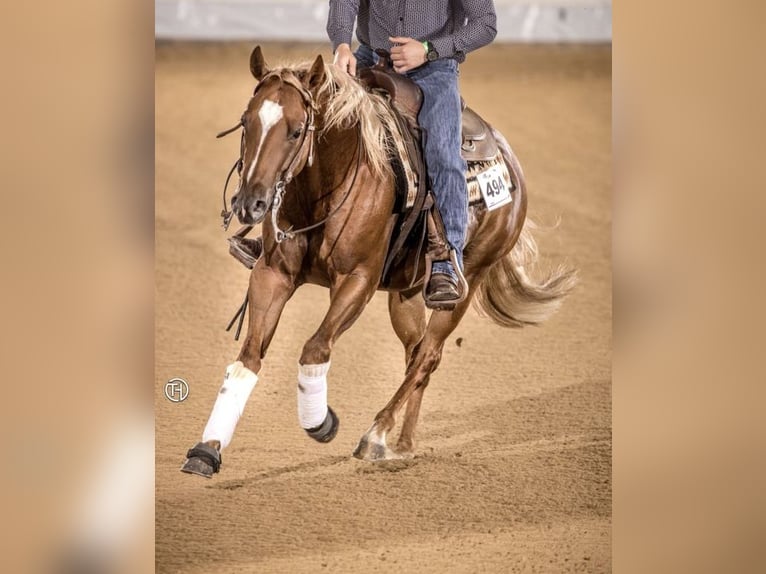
[[389, 37, 428, 73], [333, 43, 357, 76]]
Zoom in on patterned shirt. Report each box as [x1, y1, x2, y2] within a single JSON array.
[[327, 0, 497, 63]]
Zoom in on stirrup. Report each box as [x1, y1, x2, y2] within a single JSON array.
[[422, 250, 469, 311]]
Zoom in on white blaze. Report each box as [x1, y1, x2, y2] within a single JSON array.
[[247, 99, 284, 181]]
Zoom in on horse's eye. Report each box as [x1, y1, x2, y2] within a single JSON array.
[[290, 127, 303, 140]]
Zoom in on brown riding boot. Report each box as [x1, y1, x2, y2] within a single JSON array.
[[422, 202, 467, 309], [425, 270, 460, 302]]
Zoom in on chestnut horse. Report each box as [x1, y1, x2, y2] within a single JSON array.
[[181, 46, 575, 477]]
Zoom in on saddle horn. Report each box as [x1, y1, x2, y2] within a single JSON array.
[[374, 49, 393, 70]]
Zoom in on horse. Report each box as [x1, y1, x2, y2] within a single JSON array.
[[181, 46, 576, 477]]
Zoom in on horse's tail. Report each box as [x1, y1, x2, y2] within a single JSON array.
[[472, 219, 577, 328]]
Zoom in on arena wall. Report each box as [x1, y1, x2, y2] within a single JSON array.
[[155, 0, 611, 42]]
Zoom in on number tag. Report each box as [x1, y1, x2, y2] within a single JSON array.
[[477, 165, 512, 211]]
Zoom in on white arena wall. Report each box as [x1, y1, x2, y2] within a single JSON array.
[[155, 0, 611, 42]]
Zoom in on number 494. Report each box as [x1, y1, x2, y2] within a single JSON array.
[[485, 176, 506, 197]]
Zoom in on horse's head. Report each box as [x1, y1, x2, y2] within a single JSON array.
[[230, 46, 326, 225]]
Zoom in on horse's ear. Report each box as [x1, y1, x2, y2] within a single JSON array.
[[305, 54, 326, 92], [250, 45, 269, 80]]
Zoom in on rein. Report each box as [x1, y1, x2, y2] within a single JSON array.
[[216, 114, 246, 230], [219, 156, 242, 230], [217, 71, 360, 243], [271, 123, 362, 243]]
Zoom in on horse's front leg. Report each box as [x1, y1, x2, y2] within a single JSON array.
[[295, 270, 379, 443], [181, 256, 299, 478]]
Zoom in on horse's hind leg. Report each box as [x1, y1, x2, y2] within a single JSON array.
[[389, 287, 427, 364], [387, 288, 427, 455], [395, 379, 428, 456], [296, 271, 379, 442], [354, 280, 479, 461]]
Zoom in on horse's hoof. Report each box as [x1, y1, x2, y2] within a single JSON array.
[[305, 406, 339, 443], [180, 457, 215, 478], [180, 442, 221, 478], [353, 428, 402, 461], [353, 436, 387, 461]]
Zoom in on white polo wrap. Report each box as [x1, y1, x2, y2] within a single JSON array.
[[202, 361, 257, 450], [297, 362, 330, 429]]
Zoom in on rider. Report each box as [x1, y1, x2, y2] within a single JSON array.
[[328, 0, 497, 302]]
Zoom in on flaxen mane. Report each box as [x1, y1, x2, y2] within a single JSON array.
[[272, 62, 400, 180]]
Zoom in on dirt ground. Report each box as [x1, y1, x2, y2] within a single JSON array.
[[155, 42, 611, 573]]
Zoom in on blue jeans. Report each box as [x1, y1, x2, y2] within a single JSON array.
[[356, 45, 467, 278]]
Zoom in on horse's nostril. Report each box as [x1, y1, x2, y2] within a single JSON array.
[[231, 193, 239, 206], [254, 200, 267, 213]]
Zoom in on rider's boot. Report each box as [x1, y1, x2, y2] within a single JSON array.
[[423, 196, 468, 310]]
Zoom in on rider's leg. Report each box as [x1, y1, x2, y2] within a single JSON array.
[[407, 59, 467, 282]]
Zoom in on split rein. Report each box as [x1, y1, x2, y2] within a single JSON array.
[[216, 74, 363, 244]]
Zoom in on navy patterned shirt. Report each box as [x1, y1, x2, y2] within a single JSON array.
[[327, 0, 497, 63]]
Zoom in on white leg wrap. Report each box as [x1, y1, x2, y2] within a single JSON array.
[[202, 361, 257, 450], [297, 362, 330, 429]]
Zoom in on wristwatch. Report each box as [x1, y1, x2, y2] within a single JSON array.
[[423, 41, 439, 62]]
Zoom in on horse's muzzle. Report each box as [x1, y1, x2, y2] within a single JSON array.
[[231, 192, 268, 225]]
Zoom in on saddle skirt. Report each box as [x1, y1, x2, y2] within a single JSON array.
[[358, 61, 512, 210]]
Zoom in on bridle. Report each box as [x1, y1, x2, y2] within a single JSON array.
[[216, 71, 361, 244]]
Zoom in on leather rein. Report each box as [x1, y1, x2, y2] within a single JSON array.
[[216, 71, 362, 244]]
